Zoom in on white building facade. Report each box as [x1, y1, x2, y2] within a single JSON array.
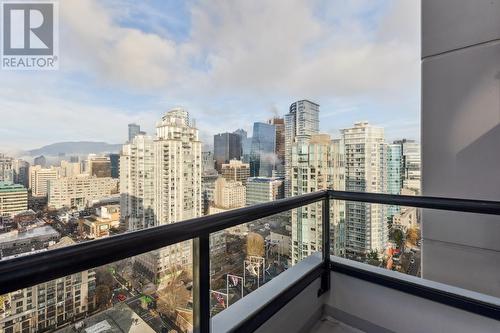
[[290, 134, 345, 264], [341, 122, 387, 256], [48, 176, 118, 210]]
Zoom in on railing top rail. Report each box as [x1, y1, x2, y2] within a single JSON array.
[[328, 190, 500, 216]]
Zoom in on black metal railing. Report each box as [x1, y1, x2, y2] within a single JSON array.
[[1, 190, 500, 332]]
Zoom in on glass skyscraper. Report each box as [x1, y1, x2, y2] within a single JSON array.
[[250, 122, 276, 177], [213, 132, 242, 172]]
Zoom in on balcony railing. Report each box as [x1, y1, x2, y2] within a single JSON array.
[[1, 190, 500, 332]]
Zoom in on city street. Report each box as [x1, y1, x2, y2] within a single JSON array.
[[111, 272, 183, 333]]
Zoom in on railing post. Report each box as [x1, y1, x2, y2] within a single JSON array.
[[193, 234, 210, 333], [318, 192, 331, 296]]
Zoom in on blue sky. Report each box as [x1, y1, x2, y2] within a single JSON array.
[[0, 0, 420, 153]]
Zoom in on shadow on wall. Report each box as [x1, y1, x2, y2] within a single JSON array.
[[456, 71, 500, 198]]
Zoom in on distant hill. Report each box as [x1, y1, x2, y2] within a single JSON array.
[[28, 141, 122, 156]]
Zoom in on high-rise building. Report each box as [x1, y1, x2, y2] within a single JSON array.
[[48, 175, 118, 210], [386, 139, 421, 221], [88, 155, 112, 178], [29, 165, 59, 197], [12, 159, 30, 188], [201, 170, 218, 215], [284, 100, 320, 196], [290, 134, 345, 264], [0, 154, 14, 183], [246, 177, 284, 206], [341, 122, 386, 256], [221, 159, 250, 185], [0, 238, 95, 333], [121, 109, 202, 284], [128, 123, 141, 142], [398, 140, 421, 193], [234, 128, 252, 163], [268, 117, 285, 177], [202, 151, 215, 173], [34, 155, 47, 167], [0, 182, 28, 217], [386, 143, 402, 219], [154, 108, 202, 225], [213, 133, 241, 172], [250, 122, 276, 177], [108, 153, 120, 179], [120, 134, 155, 230]]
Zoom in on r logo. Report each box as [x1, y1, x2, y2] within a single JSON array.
[[3, 3, 54, 56]]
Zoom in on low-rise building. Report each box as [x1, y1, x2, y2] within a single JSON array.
[[267, 229, 291, 258], [79, 205, 120, 239], [393, 207, 420, 232], [0, 225, 60, 258], [48, 176, 118, 210], [245, 177, 284, 206], [213, 177, 246, 209]]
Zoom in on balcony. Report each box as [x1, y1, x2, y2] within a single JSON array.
[[1, 190, 499, 333]]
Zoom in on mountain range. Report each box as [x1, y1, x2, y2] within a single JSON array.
[[28, 141, 122, 156]]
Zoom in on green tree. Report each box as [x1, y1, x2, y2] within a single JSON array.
[[95, 285, 111, 309], [390, 228, 404, 248], [367, 250, 379, 261], [366, 250, 381, 267]]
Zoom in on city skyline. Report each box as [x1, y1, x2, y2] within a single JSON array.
[[0, 0, 420, 152]]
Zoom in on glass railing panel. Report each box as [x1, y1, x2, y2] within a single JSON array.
[[0, 242, 194, 333], [208, 201, 329, 317], [330, 200, 422, 276], [330, 198, 500, 302]]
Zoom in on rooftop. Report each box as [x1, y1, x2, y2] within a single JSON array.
[[56, 302, 155, 333], [0, 225, 59, 243], [0, 182, 27, 192]]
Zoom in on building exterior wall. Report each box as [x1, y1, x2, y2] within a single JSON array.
[[0, 271, 95, 333], [0, 182, 28, 217], [89, 157, 111, 178], [121, 109, 202, 283], [29, 166, 59, 197], [213, 177, 246, 209], [245, 177, 284, 206], [284, 100, 319, 197], [421, 0, 500, 297], [120, 135, 156, 230], [221, 160, 250, 185], [214, 133, 241, 172], [291, 134, 345, 264], [250, 122, 276, 177], [0, 154, 14, 183], [47, 176, 118, 210], [341, 122, 386, 256]]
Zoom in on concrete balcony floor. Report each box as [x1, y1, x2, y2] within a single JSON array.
[[310, 316, 364, 333]]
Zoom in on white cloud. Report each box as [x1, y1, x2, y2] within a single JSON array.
[[182, 0, 420, 100], [57, 0, 419, 99], [0, 0, 421, 150], [59, 0, 179, 90]]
